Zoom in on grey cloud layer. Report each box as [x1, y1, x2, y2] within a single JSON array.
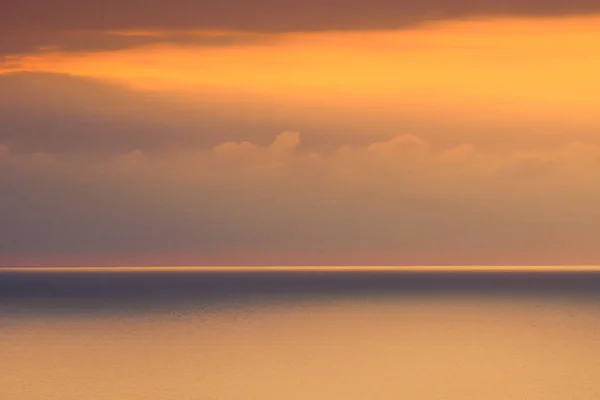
[[2, 0, 600, 55], [0, 72, 294, 154], [4, 0, 600, 31], [2, 131, 600, 265]]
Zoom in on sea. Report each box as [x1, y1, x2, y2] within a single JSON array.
[[2, 266, 600, 400]]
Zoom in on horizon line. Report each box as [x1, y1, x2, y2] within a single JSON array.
[[3, 265, 600, 273]]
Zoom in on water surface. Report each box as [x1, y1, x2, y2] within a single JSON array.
[[2, 267, 600, 399]]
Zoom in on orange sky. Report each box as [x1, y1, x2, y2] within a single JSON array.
[[9, 16, 600, 105]]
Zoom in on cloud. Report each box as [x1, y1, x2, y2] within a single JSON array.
[[2, 131, 600, 266], [4, 0, 600, 33], [367, 134, 430, 158], [269, 131, 301, 154], [0, 72, 299, 154], [2, 0, 600, 56], [0, 29, 275, 56]]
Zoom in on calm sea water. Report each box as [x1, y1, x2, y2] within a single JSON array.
[[2, 267, 600, 400]]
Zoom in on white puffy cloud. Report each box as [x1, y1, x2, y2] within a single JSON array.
[[269, 131, 301, 154]]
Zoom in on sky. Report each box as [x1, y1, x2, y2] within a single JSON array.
[[2, 1, 600, 266]]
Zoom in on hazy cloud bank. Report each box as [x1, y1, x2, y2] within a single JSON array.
[[2, 131, 600, 266]]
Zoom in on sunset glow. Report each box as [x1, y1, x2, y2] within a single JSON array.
[[4, 3, 600, 399], [2, 2, 600, 266]]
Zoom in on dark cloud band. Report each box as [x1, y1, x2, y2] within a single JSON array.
[[4, 0, 600, 32], [2, 0, 600, 55]]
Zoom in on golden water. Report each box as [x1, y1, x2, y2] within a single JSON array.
[[2, 288, 600, 400]]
